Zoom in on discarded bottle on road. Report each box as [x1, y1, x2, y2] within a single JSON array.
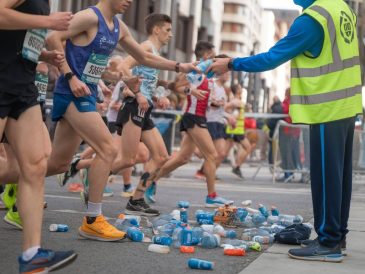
[[177, 201, 190, 209], [180, 246, 195, 253], [180, 208, 188, 223], [148, 244, 170, 254], [152, 214, 174, 228], [170, 209, 181, 221], [201, 232, 220, 249], [267, 215, 279, 225], [156, 223, 176, 237], [241, 200, 252, 207], [224, 247, 246, 256], [251, 213, 266, 226], [242, 228, 270, 241], [181, 225, 193, 246], [201, 224, 214, 234], [223, 239, 248, 248], [271, 206, 280, 216], [152, 235, 173, 246], [259, 224, 285, 234], [191, 227, 204, 245], [172, 227, 183, 248], [258, 204, 269, 218], [188, 258, 214, 270], [114, 218, 138, 232], [252, 235, 274, 245], [127, 227, 144, 242], [235, 207, 249, 222], [195, 210, 214, 225], [49, 224, 68, 232], [278, 214, 303, 227]]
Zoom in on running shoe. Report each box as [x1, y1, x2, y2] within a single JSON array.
[[194, 170, 205, 180], [57, 155, 81, 187], [144, 182, 156, 204], [103, 187, 114, 197], [301, 237, 347, 256], [125, 197, 160, 216], [120, 184, 135, 198], [232, 167, 244, 179], [78, 215, 126, 241], [1, 184, 17, 209], [288, 241, 343, 262], [4, 205, 22, 230], [19, 248, 77, 274], [205, 196, 234, 208], [67, 183, 84, 193]]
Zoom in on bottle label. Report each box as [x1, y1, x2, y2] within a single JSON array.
[[81, 53, 109, 85]]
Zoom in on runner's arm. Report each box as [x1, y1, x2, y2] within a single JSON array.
[[0, 0, 72, 30], [46, 9, 98, 75], [118, 21, 198, 73], [117, 42, 153, 76]]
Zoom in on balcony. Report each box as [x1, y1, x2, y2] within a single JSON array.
[[222, 13, 250, 27]]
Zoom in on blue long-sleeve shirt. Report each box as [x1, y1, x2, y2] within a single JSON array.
[[232, 14, 324, 72]]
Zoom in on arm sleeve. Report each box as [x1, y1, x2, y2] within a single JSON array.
[[232, 15, 324, 72]]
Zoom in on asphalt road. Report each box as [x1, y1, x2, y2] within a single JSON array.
[[1, 161, 364, 274]]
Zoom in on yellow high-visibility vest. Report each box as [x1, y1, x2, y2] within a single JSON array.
[[290, 0, 363, 124]]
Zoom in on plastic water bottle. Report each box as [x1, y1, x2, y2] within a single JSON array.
[[148, 244, 170, 254], [241, 200, 252, 207], [186, 59, 214, 87], [172, 227, 183, 248], [195, 210, 214, 225], [258, 204, 269, 218], [251, 213, 266, 226], [224, 230, 237, 239], [180, 208, 188, 223], [236, 208, 249, 222], [181, 226, 193, 246], [252, 235, 274, 245], [156, 223, 175, 236], [223, 239, 248, 249], [201, 224, 215, 234], [49, 224, 68, 232], [188, 258, 214, 270], [213, 224, 225, 236], [191, 227, 204, 245], [267, 215, 279, 225], [152, 235, 173, 246], [152, 214, 173, 228], [242, 228, 270, 241], [126, 227, 144, 242], [271, 206, 280, 216], [114, 218, 137, 232], [241, 215, 255, 228], [177, 201, 190, 209], [170, 209, 181, 221], [201, 232, 220, 249], [278, 214, 303, 227], [153, 86, 171, 98]]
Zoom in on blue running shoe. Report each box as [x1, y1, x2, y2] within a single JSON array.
[[205, 196, 234, 208], [19, 248, 77, 274], [144, 182, 156, 204], [103, 187, 114, 197]]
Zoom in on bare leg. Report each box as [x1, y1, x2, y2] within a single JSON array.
[[6, 106, 49, 251], [235, 138, 251, 167]]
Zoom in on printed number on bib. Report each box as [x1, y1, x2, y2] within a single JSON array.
[[22, 29, 47, 63], [81, 53, 108, 85], [35, 72, 48, 102]]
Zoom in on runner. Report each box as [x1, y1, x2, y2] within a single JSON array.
[[0, 1, 77, 273], [45, 1, 197, 237], [147, 41, 234, 207], [112, 13, 175, 216]]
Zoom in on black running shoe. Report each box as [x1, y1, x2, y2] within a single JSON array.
[[301, 237, 347, 255], [125, 197, 160, 216], [232, 167, 244, 179], [57, 156, 81, 187], [288, 241, 343, 262]]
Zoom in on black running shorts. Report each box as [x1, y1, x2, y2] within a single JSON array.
[[180, 113, 207, 132]]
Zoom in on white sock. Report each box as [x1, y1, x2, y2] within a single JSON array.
[[87, 202, 102, 217], [22, 246, 40, 261]]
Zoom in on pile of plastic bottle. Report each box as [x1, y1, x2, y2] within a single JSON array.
[[113, 200, 309, 270]]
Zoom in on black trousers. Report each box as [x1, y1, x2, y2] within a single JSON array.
[[310, 116, 355, 248]]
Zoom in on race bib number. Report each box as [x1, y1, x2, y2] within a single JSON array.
[[35, 72, 48, 102], [22, 29, 47, 63], [81, 53, 108, 85]]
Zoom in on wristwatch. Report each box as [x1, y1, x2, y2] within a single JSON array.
[[175, 62, 180, 73], [184, 87, 191, 95], [227, 58, 234, 71], [64, 72, 75, 81]]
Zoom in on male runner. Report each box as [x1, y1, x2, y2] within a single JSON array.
[[0, 1, 77, 273], [46, 0, 197, 238], [147, 41, 234, 207]]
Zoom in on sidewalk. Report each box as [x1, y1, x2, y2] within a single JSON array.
[[239, 201, 365, 274]]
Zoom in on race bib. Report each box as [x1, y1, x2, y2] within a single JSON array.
[[81, 53, 108, 85], [22, 29, 47, 63], [35, 72, 48, 102]]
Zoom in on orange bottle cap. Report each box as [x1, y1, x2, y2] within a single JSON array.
[[180, 246, 195, 253]]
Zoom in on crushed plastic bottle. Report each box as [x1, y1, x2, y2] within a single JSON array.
[[267, 215, 279, 225], [251, 213, 266, 226], [201, 232, 220, 249], [156, 223, 176, 237], [114, 218, 138, 232], [180, 208, 188, 223], [241, 228, 270, 241], [148, 244, 170, 254], [252, 235, 274, 245], [195, 210, 214, 225], [278, 214, 304, 227], [126, 227, 144, 242], [152, 235, 173, 246], [258, 204, 269, 218], [191, 227, 204, 245], [236, 208, 249, 222]]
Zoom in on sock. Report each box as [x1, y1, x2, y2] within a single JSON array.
[[86, 201, 102, 217], [124, 184, 132, 191], [208, 192, 217, 199], [22, 246, 40, 261]]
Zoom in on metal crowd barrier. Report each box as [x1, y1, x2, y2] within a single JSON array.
[[353, 129, 365, 176]]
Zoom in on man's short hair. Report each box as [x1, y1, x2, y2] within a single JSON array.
[[145, 14, 172, 35], [194, 41, 215, 59]]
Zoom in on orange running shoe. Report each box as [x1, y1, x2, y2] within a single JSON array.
[[194, 170, 205, 180], [78, 215, 126, 241]]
